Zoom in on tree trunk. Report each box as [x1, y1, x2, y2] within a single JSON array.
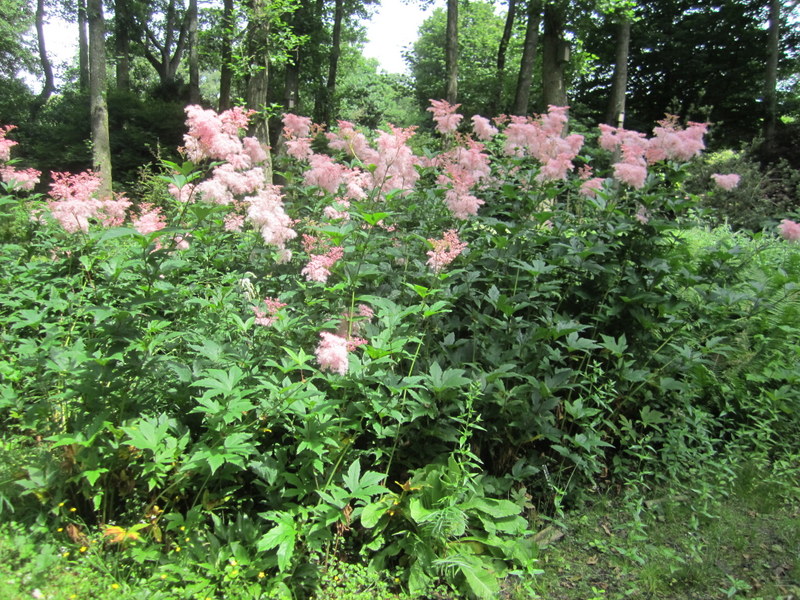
[[320, 0, 344, 125], [218, 0, 234, 111], [492, 0, 516, 115], [763, 0, 780, 156], [114, 0, 131, 91], [246, 0, 273, 181], [512, 0, 541, 115], [188, 0, 200, 103], [604, 18, 630, 127], [445, 0, 458, 103], [541, 1, 568, 109], [88, 0, 113, 198], [78, 0, 89, 92], [32, 0, 55, 117]]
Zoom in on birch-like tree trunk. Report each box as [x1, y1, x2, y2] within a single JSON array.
[[188, 0, 200, 103]]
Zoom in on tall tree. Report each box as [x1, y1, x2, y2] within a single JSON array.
[[763, 0, 780, 155], [445, 0, 458, 103], [319, 0, 344, 124], [492, 0, 517, 114], [541, 0, 568, 108], [512, 0, 542, 115], [187, 0, 200, 103], [114, 0, 133, 91], [218, 0, 235, 111], [32, 0, 55, 116], [139, 0, 189, 88], [604, 15, 631, 126], [78, 0, 89, 91], [246, 0, 272, 180], [87, 0, 113, 197]]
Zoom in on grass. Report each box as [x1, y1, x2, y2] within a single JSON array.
[[1, 458, 798, 600]]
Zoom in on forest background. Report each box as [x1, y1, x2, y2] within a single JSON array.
[[1, 0, 800, 599]]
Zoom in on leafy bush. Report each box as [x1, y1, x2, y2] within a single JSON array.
[[1, 103, 798, 598]]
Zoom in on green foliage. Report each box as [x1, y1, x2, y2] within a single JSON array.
[[1, 105, 799, 599]]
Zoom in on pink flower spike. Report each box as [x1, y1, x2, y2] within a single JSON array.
[[778, 219, 800, 242], [427, 99, 463, 134], [427, 230, 467, 273], [711, 173, 740, 191], [315, 331, 350, 375]]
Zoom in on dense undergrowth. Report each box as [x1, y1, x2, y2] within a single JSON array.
[[0, 104, 798, 599]]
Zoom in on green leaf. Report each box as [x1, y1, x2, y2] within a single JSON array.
[[257, 513, 297, 572]]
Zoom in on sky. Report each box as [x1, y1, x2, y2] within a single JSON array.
[[361, 0, 446, 74], [36, 0, 447, 86]]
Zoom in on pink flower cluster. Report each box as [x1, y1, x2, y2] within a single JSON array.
[[0, 125, 18, 162], [0, 166, 41, 191], [503, 106, 584, 182], [778, 219, 800, 242], [287, 117, 421, 200], [47, 171, 131, 233], [599, 116, 707, 189], [436, 139, 491, 219], [0, 125, 41, 191], [253, 296, 287, 327], [427, 229, 467, 273], [302, 246, 344, 283], [711, 173, 740, 191], [471, 115, 498, 141], [427, 99, 463, 134], [315, 331, 350, 375], [132, 203, 167, 235], [179, 106, 296, 254]]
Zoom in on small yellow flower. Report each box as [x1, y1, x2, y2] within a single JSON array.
[[110, 583, 120, 590], [229, 559, 237, 566], [79, 546, 88, 553], [62, 551, 70, 558], [57, 527, 63, 532], [258, 571, 265, 579], [160, 574, 167, 580], [231, 569, 239, 577], [179, 526, 186, 531], [69, 507, 77, 512], [58, 502, 65, 508], [173, 545, 181, 552]]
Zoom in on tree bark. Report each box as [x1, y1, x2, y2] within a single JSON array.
[[114, 0, 131, 91], [541, 1, 568, 109], [492, 0, 517, 115], [140, 0, 189, 87], [605, 17, 630, 127], [246, 0, 273, 181], [32, 0, 55, 117], [320, 0, 344, 125], [763, 0, 780, 156], [188, 0, 200, 103], [445, 0, 458, 103], [78, 0, 89, 92], [218, 0, 234, 111], [512, 0, 541, 115], [88, 0, 113, 198]]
